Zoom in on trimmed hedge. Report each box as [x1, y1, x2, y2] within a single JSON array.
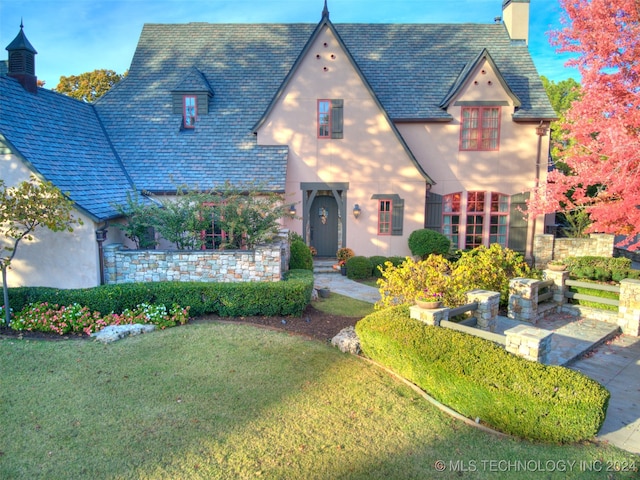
[[564, 256, 640, 282], [408, 229, 451, 258], [290, 240, 313, 271], [346, 256, 373, 280], [7, 269, 313, 318], [355, 306, 609, 443]]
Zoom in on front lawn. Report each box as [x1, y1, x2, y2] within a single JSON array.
[[0, 323, 637, 479]]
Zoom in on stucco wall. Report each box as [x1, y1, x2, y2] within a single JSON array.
[[103, 243, 286, 284], [256, 25, 427, 258], [1, 152, 103, 289]]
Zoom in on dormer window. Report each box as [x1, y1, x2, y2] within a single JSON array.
[[183, 95, 197, 128]]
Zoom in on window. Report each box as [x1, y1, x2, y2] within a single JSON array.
[[465, 191, 485, 249], [183, 95, 197, 128], [372, 194, 404, 236], [317, 99, 343, 139], [442, 193, 461, 247], [378, 200, 392, 235], [489, 193, 509, 245], [460, 107, 500, 150], [199, 202, 246, 250]]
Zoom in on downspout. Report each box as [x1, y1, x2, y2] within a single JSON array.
[[531, 122, 548, 263], [95, 223, 109, 285]]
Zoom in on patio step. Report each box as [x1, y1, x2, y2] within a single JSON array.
[[313, 258, 339, 274]]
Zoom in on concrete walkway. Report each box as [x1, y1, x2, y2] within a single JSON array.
[[314, 267, 640, 455]]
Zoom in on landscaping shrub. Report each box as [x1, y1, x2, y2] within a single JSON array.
[[346, 256, 373, 280], [355, 306, 610, 443], [563, 256, 636, 282], [7, 269, 313, 319], [369, 256, 388, 278], [289, 239, 313, 271], [408, 229, 451, 259], [387, 256, 407, 267], [376, 244, 533, 309]]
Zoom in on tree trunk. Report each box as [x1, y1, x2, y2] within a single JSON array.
[[2, 267, 10, 326]]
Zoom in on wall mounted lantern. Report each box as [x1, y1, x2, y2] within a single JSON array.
[[288, 204, 296, 217], [353, 204, 361, 219]]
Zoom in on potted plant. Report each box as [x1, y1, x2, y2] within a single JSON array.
[[547, 259, 566, 271], [415, 289, 444, 309], [336, 247, 355, 276]]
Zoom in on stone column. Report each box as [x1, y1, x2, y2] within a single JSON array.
[[505, 325, 553, 363], [508, 278, 540, 324], [467, 289, 500, 332], [618, 279, 640, 336], [102, 243, 122, 285], [409, 305, 449, 326], [533, 234, 554, 269], [543, 269, 569, 305]]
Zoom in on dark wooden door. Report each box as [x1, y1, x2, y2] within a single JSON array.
[[310, 195, 338, 257]]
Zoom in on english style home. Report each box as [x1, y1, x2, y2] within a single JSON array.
[[0, 0, 555, 289]]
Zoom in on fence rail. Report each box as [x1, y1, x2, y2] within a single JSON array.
[[564, 279, 620, 307]]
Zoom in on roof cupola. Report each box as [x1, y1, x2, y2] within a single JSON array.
[[5, 20, 38, 93]]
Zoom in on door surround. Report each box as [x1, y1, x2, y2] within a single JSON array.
[[300, 182, 348, 256]]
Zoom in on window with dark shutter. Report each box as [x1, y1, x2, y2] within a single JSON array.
[[317, 99, 343, 139], [371, 194, 404, 236], [507, 192, 529, 254]]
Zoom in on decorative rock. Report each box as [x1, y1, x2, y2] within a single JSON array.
[[91, 324, 156, 344], [331, 326, 361, 355]]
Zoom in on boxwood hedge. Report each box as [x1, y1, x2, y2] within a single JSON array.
[[355, 305, 610, 443], [7, 269, 313, 318]]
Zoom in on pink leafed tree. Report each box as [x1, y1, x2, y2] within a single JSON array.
[[528, 0, 640, 249]]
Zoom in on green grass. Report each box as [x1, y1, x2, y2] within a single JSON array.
[[1, 323, 637, 479], [312, 292, 375, 317]]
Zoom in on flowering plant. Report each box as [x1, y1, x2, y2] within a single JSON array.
[[10, 302, 190, 336], [416, 289, 444, 302]]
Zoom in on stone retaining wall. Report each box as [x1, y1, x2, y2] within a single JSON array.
[[103, 242, 287, 284], [533, 234, 614, 268]]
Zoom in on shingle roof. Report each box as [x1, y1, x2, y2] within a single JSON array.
[[0, 76, 141, 221], [94, 21, 554, 193]]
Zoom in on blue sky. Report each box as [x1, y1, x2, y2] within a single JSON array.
[[0, 0, 578, 89]]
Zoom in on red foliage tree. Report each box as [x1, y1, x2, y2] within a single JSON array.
[[528, 0, 640, 249]]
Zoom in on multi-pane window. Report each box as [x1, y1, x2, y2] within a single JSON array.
[[183, 95, 197, 128], [460, 107, 500, 150], [317, 99, 343, 139], [489, 193, 509, 245], [199, 202, 247, 250], [318, 100, 331, 138], [442, 193, 461, 247], [378, 200, 392, 235], [465, 191, 485, 249], [443, 191, 510, 249]]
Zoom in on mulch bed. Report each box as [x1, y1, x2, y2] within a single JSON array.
[[0, 304, 358, 343]]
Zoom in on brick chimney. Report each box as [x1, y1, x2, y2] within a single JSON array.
[[5, 21, 38, 93], [502, 0, 530, 45]]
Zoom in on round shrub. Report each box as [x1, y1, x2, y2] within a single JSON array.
[[346, 256, 373, 280], [408, 229, 451, 259], [289, 240, 313, 271], [388, 256, 407, 267], [369, 256, 388, 278]]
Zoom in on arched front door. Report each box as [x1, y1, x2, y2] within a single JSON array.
[[309, 195, 338, 257]]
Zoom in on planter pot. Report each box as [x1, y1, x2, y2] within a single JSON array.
[[318, 288, 331, 298], [340, 266, 347, 276], [548, 264, 566, 271], [415, 300, 443, 309]]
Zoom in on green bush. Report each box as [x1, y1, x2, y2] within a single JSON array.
[[408, 229, 451, 259], [7, 270, 313, 318], [564, 256, 633, 282], [289, 239, 313, 271], [355, 306, 610, 443], [346, 256, 373, 280], [387, 256, 407, 267], [369, 256, 388, 278]]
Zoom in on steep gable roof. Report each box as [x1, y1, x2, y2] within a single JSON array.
[[95, 21, 553, 194], [0, 76, 141, 221], [440, 48, 521, 110]]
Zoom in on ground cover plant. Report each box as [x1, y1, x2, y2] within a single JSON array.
[[1, 322, 637, 480]]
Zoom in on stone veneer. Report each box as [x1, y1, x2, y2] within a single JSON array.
[[103, 242, 287, 284], [533, 234, 614, 269]]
